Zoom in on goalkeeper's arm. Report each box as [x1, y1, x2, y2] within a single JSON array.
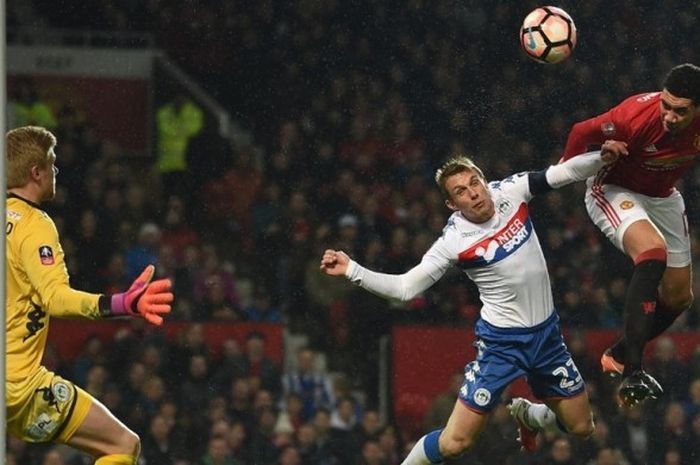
[[101, 265, 174, 326]]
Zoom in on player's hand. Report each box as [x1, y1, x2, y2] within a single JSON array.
[[111, 265, 174, 325], [600, 139, 628, 163], [320, 249, 350, 276]]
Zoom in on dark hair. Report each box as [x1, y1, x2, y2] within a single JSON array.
[[663, 63, 700, 103]]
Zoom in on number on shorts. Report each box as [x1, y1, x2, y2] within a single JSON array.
[[552, 358, 582, 389]]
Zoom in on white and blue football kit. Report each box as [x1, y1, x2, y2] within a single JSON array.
[[345, 153, 606, 413]]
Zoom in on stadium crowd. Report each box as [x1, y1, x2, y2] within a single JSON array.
[[7, 0, 700, 464]]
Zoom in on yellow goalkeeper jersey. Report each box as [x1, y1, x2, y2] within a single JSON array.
[[6, 194, 101, 382]]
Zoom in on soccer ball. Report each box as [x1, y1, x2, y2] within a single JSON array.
[[520, 6, 577, 64]]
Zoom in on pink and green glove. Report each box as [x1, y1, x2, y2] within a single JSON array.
[[108, 265, 174, 325]]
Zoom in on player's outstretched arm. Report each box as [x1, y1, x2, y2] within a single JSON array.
[[543, 139, 628, 190], [320, 249, 445, 301], [320, 249, 350, 276], [105, 265, 174, 325]]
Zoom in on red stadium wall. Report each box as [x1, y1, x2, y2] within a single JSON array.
[[47, 320, 284, 364], [392, 326, 700, 437]]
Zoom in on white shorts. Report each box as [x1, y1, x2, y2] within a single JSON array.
[[585, 180, 691, 268]]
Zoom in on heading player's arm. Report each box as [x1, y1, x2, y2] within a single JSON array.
[[529, 141, 628, 195], [320, 245, 450, 302], [561, 104, 632, 162]]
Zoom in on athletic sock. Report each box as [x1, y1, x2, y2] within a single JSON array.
[[622, 248, 667, 375], [95, 454, 137, 465], [526, 403, 567, 434], [402, 430, 444, 465], [610, 295, 682, 363]]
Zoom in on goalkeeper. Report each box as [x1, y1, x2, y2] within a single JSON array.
[[5, 126, 174, 465]]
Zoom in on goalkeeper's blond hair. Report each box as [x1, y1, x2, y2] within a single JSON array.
[[6, 126, 57, 188], [435, 155, 486, 200]]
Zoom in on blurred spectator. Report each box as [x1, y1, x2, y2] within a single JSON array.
[[647, 336, 690, 401], [649, 402, 691, 465], [9, 79, 58, 129], [212, 337, 247, 393], [142, 414, 175, 465], [72, 334, 106, 385], [547, 436, 580, 465], [156, 93, 204, 200], [588, 447, 629, 465], [328, 397, 359, 465], [357, 439, 386, 465], [40, 448, 66, 465], [179, 354, 213, 413], [249, 405, 281, 465], [278, 446, 302, 465], [244, 287, 283, 323], [610, 404, 651, 465], [125, 222, 162, 281], [192, 245, 241, 310], [244, 331, 282, 399], [200, 435, 238, 465], [282, 347, 335, 422], [423, 371, 463, 432]]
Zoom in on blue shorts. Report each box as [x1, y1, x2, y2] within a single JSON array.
[[459, 312, 585, 412]]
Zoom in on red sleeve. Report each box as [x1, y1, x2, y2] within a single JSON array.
[[560, 95, 642, 162]]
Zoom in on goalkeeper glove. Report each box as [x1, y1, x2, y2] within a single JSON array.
[[108, 265, 174, 325]]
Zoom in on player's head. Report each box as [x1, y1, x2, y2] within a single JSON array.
[[435, 155, 495, 223], [660, 63, 700, 134], [6, 126, 58, 201]]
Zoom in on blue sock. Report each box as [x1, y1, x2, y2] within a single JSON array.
[[423, 429, 444, 464]]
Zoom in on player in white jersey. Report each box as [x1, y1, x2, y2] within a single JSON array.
[[320, 141, 628, 464]]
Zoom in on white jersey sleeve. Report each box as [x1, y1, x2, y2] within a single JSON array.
[[345, 228, 457, 301]]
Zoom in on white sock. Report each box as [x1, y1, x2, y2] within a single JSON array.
[[402, 436, 431, 465], [527, 403, 564, 434]]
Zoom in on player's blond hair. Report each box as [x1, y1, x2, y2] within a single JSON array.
[[434, 155, 486, 199], [6, 126, 57, 188]]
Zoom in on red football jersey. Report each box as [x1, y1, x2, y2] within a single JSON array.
[[562, 92, 700, 197]]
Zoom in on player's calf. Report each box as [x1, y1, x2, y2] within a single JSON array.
[[438, 429, 478, 459]]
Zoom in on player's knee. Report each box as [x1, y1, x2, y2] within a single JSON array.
[[567, 417, 595, 438], [662, 288, 694, 315], [116, 428, 140, 456], [439, 431, 476, 458]]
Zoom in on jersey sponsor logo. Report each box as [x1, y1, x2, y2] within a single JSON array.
[[636, 92, 659, 103], [457, 203, 532, 269], [26, 413, 58, 441], [7, 210, 21, 220], [461, 230, 482, 238], [39, 245, 54, 265], [473, 388, 491, 406], [619, 200, 634, 210], [23, 304, 47, 341], [642, 152, 700, 170]]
